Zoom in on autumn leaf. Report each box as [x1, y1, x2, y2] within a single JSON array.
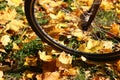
[[0, 8, 17, 24], [6, 0, 23, 7], [110, 23, 120, 36]]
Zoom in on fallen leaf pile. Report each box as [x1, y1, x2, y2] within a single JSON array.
[[0, 0, 120, 80]]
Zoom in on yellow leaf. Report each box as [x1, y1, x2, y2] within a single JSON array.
[[101, 1, 114, 10], [0, 71, 3, 78], [39, 51, 53, 62], [5, 20, 25, 32], [6, 0, 23, 6], [12, 42, 20, 50], [0, 8, 17, 24], [0, 35, 11, 46], [79, 39, 103, 53], [86, 39, 99, 49], [57, 52, 72, 65], [56, 52, 72, 68], [24, 56, 38, 66]]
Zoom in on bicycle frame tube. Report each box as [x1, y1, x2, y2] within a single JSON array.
[[82, 0, 102, 30]]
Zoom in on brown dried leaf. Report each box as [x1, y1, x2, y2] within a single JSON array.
[[36, 72, 60, 80], [116, 60, 120, 72], [61, 68, 77, 76], [42, 60, 57, 72], [110, 23, 120, 36]]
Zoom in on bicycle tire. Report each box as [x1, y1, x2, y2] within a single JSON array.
[[24, 0, 120, 61]]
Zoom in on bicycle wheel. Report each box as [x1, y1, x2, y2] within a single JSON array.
[[25, 0, 120, 61]]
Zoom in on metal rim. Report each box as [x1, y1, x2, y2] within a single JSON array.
[[24, 0, 120, 61]]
